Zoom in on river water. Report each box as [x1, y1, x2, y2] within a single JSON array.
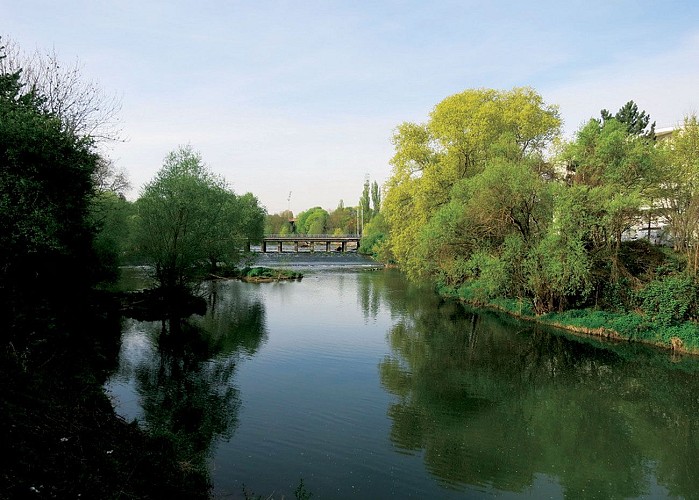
[[106, 255, 699, 499]]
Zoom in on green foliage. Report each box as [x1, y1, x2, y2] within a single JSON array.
[[295, 207, 329, 235], [90, 192, 135, 282], [637, 274, 699, 326], [380, 88, 699, 325], [601, 100, 655, 138], [265, 210, 294, 235], [0, 58, 103, 341], [239, 267, 302, 280], [568, 118, 660, 191], [656, 114, 699, 270], [370, 180, 381, 215], [135, 146, 265, 290], [359, 212, 388, 256], [560, 118, 662, 289], [327, 201, 357, 235], [455, 251, 508, 303], [618, 239, 675, 280], [359, 178, 372, 223], [541, 307, 699, 352], [383, 87, 560, 284], [524, 229, 592, 314]]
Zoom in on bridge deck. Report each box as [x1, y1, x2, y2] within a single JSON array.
[[257, 234, 361, 253]]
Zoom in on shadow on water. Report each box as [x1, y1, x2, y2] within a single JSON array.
[[364, 270, 699, 499], [114, 280, 268, 484]]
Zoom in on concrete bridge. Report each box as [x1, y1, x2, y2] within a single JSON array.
[[257, 234, 361, 253]]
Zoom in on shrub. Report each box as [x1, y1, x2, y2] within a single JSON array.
[[637, 274, 699, 326]]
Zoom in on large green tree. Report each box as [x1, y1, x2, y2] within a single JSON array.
[[0, 51, 103, 348], [135, 146, 264, 290], [561, 114, 662, 282], [383, 87, 561, 281]]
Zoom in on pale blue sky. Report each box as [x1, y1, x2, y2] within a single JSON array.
[[5, 1, 699, 213]]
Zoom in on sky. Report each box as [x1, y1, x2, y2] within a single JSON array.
[[4, 1, 699, 214]]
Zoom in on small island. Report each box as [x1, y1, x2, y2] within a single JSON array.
[[238, 266, 303, 283]]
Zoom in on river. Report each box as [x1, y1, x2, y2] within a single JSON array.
[[106, 255, 699, 499]]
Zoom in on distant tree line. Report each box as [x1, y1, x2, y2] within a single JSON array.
[[264, 177, 384, 247]]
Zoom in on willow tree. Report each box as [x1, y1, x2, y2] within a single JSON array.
[[382, 87, 561, 281], [135, 146, 264, 290]]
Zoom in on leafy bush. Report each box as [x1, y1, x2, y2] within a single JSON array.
[[637, 274, 699, 326], [359, 213, 388, 257]]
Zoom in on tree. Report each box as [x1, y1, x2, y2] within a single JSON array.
[[327, 201, 356, 235], [135, 146, 264, 290], [601, 100, 655, 139], [0, 36, 121, 142], [90, 192, 134, 281], [359, 178, 372, 224], [382, 87, 561, 279], [561, 117, 662, 280], [371, 180, 381, 215], [231, 192, 265, 259], [657, 115, 699, 272], [93, 156, 130, 196], [0, 46, 102, 345], [296, 207, 329, 235], [415, 159, 555, 297], [1, 38, 130, 285], [358, 212, 389, 257], [265, 210, 294, 235]]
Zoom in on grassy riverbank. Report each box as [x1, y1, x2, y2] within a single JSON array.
[[439, 285, 699, 355]]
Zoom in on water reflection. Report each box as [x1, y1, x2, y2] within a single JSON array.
[[113, 281, 267, 480], [372, 271, 699, 498]]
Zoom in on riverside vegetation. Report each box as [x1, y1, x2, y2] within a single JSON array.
[[368, 87, 699, 354]]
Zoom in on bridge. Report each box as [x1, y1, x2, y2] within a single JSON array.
[[256, 234, 361, 253]]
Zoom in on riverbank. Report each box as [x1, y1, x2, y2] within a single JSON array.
[[0, 291, 210, 499], [0, 363, 210, 498], [438, 286, 699, 356]]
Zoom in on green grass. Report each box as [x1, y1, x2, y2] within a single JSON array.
[[438, 283, 699, 353]]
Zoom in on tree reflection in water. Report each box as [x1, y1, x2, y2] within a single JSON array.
[[132, 281, 267, 480], [363, 270, 699, 499]]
